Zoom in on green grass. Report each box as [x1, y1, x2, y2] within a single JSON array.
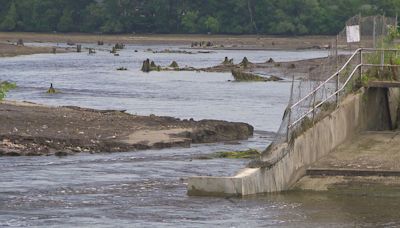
[[214, 149, 260, 159], [0, 81, 16, 100]]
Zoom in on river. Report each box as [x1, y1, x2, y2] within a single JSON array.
[[1, 44, 399, 227]]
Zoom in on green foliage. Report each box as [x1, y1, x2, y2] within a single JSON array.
[[0, 1, 17, 31], [0, 0, 399, 35], [0, 81, 16, 100], [204, 16, 219, 33], [57, 9, 74, 32], [181, 11, 199, 33], [214, 149, 260, 159]]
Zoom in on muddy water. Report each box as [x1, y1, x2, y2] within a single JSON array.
[[1, 45, 399, 227]]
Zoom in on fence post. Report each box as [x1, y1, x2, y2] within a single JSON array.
[[312, 91, 316, 123], [336, 73, 339, 106], [359, 49, 363, 81], [286, 109, 291, 142]]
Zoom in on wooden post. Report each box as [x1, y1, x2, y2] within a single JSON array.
[[77, 44, 81, 53]]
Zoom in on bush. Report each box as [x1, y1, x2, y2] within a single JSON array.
[[0, 81, 16, 100]]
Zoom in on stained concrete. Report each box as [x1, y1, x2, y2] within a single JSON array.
[[188, 90, 366, 196], [188, 87, 400, 196]]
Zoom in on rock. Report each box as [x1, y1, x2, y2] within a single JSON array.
[[97, 41, 104, 45]]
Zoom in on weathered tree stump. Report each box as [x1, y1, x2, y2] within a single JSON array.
[[240, 57, 250, 68], [17, 39, 24, 46], [114, 43, 125, 49], [142, 59, 151, 72], [169, 61, 179, 68], [110, 47, 117, 54]]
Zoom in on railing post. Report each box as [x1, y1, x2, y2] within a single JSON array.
[[286, 108, 291, 142], [312, 91, 316, 123], [335, 73, 339, 106], [359, 49, 363, 81]]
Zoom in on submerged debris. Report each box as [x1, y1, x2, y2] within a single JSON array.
[[231, 70, 283, 82], [215, 149, 260, 159], [117, 67, 128, 71], [114, 43, 125, 50], [17, 39, 24, 46]]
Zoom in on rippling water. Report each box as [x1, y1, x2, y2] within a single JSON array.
[[1, 44, 399, 227]]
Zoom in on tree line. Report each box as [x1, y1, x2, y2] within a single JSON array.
[[0, 0, 399, 35]]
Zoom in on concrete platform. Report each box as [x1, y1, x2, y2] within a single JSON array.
[[309, 131, 400, 171], [295, 131, 400, 191]]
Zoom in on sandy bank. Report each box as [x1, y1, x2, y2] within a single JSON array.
[[0, 43, 70, 57], [0, 101, 253, 156], [0, 32, 334, 50]]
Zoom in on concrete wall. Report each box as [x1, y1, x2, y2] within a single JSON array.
[[188, 90, 366, 196]]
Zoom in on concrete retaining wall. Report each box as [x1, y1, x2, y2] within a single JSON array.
[[188, 90, 366, 196]]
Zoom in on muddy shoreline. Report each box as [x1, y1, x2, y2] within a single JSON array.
[[0, 101, 253, 156], [0, 32, 334, 51]]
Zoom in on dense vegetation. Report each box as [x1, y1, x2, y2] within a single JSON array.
[[0, 0, 399, 35]]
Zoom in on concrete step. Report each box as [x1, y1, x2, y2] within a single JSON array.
[[306, 168, 400, 177]]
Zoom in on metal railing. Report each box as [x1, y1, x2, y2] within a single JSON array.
[[286, 48, 400, 141]]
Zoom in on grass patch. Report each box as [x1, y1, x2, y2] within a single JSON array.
[[231, 70, 282, 82], [214, 149, 260, 159], [0, 81, 16, 100]]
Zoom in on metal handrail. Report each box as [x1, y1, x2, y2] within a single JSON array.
[[289, 48, 362, 110], [286, 48, 400, 141]]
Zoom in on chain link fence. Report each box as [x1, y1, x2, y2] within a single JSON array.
[[267, 15, 397, 153]]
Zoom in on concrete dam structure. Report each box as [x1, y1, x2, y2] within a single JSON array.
[[188, 48, 400, 196]]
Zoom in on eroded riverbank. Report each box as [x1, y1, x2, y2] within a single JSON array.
[[0, 101, 253, 156]]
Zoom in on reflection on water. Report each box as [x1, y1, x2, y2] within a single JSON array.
[[1, 45, 398, 227]]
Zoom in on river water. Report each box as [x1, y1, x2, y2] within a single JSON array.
[[1, 44, 399, 227]]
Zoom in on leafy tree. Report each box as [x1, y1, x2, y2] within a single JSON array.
[[204, 16, 219, 33], [0, 0, 399, 35], [181, 11, 198, 33], [0, 1, 17, 31], [57, 9, 74, 32]]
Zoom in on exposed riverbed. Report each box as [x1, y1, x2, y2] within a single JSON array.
[[1, 44, 399, 227]]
